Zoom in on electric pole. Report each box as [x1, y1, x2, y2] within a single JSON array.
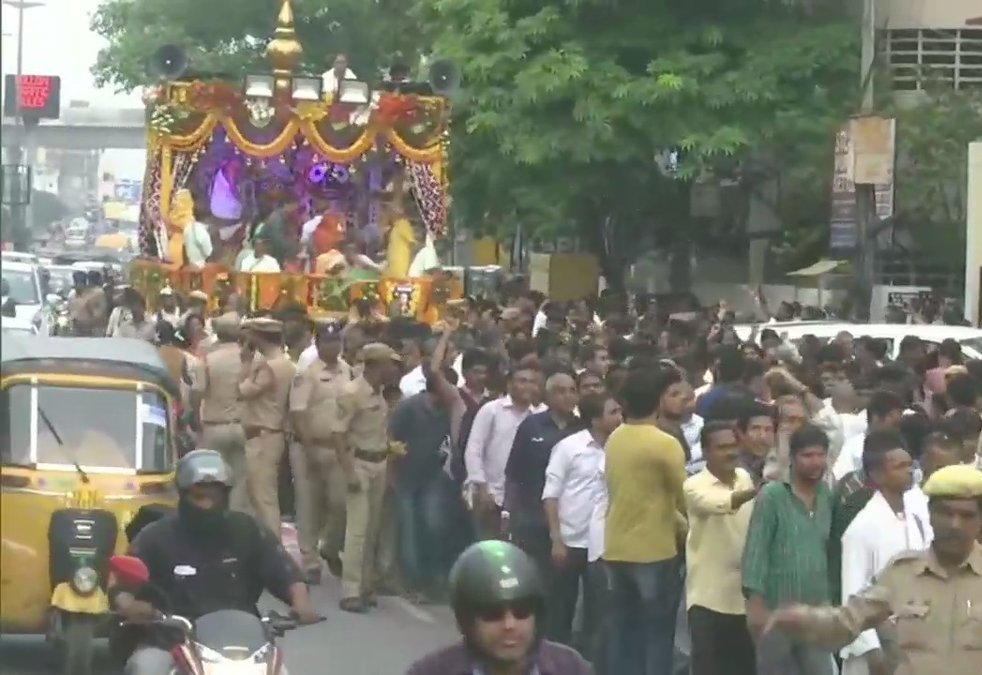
[[854, 0, 877, 320]]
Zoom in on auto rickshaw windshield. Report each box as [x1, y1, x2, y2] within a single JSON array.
[[1, 384, 172, 473]]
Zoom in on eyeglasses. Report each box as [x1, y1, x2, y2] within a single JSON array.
[[474, 599, 537, 622]]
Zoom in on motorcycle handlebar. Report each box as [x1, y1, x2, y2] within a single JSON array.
[[263, 611, 298, 637], [127, 610, 321, 638]]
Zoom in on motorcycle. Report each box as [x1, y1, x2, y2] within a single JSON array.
[[108, 555, 304, 674], [160, 610, 297, 675]]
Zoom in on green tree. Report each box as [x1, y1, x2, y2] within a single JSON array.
[[414, 0, 859, 285], [90, 0, 424, 92], [887, 87, 982, 261]]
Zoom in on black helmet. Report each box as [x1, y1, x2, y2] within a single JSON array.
[[449, 541, 543, 621], [175, 449, 232, 491]]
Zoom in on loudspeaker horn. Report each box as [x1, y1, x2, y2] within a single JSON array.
[[427, 59, 461, 96], [148, 45, 188, 80]]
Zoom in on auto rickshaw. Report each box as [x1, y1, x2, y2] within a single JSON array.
[[0, 335, 181, 675]]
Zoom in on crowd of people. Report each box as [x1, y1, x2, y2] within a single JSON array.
[[83, 275, 982, 675]]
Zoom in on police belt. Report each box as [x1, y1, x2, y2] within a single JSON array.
[[243, 426, 283, 440], [353, 448, 388, 463]]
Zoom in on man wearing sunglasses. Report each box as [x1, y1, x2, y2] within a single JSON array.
[[405, 540, 594, 674]]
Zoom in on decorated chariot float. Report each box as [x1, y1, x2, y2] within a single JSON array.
[[133, 0, 460, 322]]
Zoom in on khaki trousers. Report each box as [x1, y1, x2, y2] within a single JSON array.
[[289, 439, 318, 571], [340, 457, 387, 599], [199, 423, 249, 513], [245, 431, 286, 537], [307, 442, 348, 562]]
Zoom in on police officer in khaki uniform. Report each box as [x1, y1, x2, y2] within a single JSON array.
[[334, 342, 401, 613], [767, 465, 982, 675], [190, 312, 249, 512], [238, 317, 296, 536], [290, 321, 352, 582]]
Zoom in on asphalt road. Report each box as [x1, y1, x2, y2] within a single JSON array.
[[0, 574, 459, 675]]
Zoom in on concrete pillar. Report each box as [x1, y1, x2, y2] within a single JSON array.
[[966, 142, 981, 327]]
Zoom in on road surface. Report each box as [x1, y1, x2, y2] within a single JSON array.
[[0, 525, 458, 674]]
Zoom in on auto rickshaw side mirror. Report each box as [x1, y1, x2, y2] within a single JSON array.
[[109, 555, 150, 586]]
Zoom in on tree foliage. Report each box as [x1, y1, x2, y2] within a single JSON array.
[[413, 0, 859, 275], [888, 88, 982, 260], [91, 0, 864, 282], [90, 0, 423, 93]]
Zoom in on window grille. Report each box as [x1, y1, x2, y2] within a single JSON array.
[[884, 28, 982, 90]]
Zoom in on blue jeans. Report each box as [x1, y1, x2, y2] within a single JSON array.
[[395, 476, 449, 592], [603, 557, 683, 675]]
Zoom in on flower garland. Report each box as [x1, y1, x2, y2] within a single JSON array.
[[149, 103, 191, 134], [186, 81, 245, 115], [376, 93, 419, 126]]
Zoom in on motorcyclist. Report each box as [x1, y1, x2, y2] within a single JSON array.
[[112, 449, 322, 674], [405, 540, 593, 675]]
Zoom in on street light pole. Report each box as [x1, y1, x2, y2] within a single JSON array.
[[3, 0, 45, 249]]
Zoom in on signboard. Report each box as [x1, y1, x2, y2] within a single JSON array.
[[113, 179, 142, 204], [850, 116, 896, 185], [870, 284, 931, 322], [3, 74, 61, 120], [829, 124, 894, 250]]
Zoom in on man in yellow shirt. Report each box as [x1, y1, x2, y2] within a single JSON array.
[[684, 421, 758, 675], [603, 365, 688, 675]]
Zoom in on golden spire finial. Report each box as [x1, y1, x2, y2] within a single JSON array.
[[265, 0, 303, 90]]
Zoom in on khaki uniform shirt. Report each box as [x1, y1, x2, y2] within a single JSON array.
[[798, 542, 982, 675], [290, 359, 352, 442], [191, 342, 242, 424], [239, 350, 296, 431], [333, 376, 388, 453]]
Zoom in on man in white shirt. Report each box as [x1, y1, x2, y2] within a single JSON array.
[[839, 429, 927, 675], [322, 53, 356, 99], [237, 237, 281, 273], [832, 390, 904, 482], [542, 392, 622, 646], [183, 218, 213, 269], [400, 337, 464, 397], [464, 363, 545, 538]]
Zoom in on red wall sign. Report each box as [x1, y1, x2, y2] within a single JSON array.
[[3, 74, 61, 120]]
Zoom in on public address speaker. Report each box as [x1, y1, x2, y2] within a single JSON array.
[[427, 60, 460, 96], [148, 45, 189, 80]]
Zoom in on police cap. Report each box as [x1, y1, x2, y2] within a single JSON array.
[[922, 465, 982, 500]]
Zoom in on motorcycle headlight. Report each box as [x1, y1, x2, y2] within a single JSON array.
[[71, 566, 98, 595]]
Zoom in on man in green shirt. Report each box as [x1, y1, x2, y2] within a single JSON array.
[[742, 424, 834, 675]]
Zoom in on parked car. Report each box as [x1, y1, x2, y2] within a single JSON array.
[[734, 321, 982, 360]]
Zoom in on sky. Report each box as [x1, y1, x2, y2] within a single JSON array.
[[1, 0, 145, 178]]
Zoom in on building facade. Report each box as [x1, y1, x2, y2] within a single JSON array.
[[877, 0, 982, 90]]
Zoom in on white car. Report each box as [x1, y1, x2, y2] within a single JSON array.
[[1, 315, 39, 336], [734, 321, 982, 360], [1, 260, 51, 334], [1, 251, 39, 265]]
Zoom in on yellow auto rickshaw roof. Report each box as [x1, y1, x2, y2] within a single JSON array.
[[1, 335, 179, 398]]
